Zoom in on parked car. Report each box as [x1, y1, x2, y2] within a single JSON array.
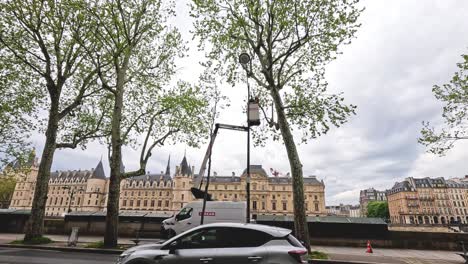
[[162, 201, 246, 238], [117, 222, 308, 264]]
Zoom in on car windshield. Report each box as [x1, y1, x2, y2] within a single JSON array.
[[176, 207, 193, 221]]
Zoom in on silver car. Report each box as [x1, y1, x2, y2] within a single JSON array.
[[117, 222, 308, 264]]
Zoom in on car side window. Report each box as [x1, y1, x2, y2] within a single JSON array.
[[176, 228, 218, 249], [217, 227, 272, 248]]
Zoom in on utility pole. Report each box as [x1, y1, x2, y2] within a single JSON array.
[[239, 53, 252, 223]]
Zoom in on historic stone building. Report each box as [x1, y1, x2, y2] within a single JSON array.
[[387, 177, 468, 225], [9, 159, 108, 216], [119, 155, 326, 216], [9, 154, 327, 217], [359, 187, 387, 216]]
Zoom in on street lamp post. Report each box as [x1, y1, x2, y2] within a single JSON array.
[[239, 53, 252, 223], [62, 186, 84, 213]]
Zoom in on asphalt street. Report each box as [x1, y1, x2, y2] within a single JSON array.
[[0, 246, 465, 264], [0, 247, 117, 264]]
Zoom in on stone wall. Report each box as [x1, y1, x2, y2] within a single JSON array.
[[1, 212, 467, 250]]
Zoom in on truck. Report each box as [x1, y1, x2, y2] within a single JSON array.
[[162, 201, 246, 238]]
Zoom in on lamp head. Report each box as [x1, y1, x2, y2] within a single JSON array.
[[239, 53, 251, 65]]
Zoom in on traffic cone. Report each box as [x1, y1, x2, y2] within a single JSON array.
[[366, 240, 373, 253]]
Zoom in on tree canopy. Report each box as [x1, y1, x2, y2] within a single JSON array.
[[0, 175, 16, 208], [419, 53, 468, 155], [366, 201, 389, 219], [191, 0, 361, 144]]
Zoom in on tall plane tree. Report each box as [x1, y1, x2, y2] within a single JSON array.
[[191, 0, 362, 249], [419, 53, 468, 155], [0, 0, 107, 241], [81, 0, 211, 247]]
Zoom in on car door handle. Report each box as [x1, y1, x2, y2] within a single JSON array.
[[200, 257, 213, 263], [248, 256, 263, 262], [187, 222, 191, 225]]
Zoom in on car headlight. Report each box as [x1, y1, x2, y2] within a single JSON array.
[[117, 253, 131, 264]]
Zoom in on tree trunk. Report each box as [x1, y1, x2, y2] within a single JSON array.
[[104, 60, 128, 247], [270, 87, 311, 252], [103, 89, 123, 248], [24, 98, 59, 241]]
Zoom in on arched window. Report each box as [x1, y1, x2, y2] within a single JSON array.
[[424, 216, 430, 224]]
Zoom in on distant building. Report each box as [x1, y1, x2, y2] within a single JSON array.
[[9, 153, 327, 217], [452, 175, 468, 184], [326, 204, 361, 217], [387, 177, 468, 225], [359, 187, 387, 216], [349, 205, 361, 218]]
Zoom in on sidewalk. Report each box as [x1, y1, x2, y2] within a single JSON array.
[[313, 245, 465, 264], [0, 233, 134, 245]]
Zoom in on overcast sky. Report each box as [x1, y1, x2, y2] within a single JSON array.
[[29, 1, 468, 205]]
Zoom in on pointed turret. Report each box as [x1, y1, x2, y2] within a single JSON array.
[[165, 155, 171, 176], [180, 153, 190, 176], [92, 159, 106, 179]]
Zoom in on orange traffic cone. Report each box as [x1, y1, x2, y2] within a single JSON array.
[[366, 240, 373, 253]]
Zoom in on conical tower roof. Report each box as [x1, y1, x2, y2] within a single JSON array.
[[91, 160, 106, 179], [165, 155, 171, 176], [180, 154, 191, 176]]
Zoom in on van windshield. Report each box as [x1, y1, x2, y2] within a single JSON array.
[[176, 207, 193, 221]]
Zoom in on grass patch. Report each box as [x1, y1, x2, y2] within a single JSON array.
[[309, 251, 328, 260], [85, 241, 127, 250], [85, 241, 105, 248], [9, 236, 53, 245]]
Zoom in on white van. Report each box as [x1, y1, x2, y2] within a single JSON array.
[[162, 201, 246, 237]]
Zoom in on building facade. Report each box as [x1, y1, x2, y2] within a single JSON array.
[[359, 187, 387, 216], [387, 177, 468, 225], [1, 151, 40, 208], [9, 154, 327, 217], [326, 204, 361, 218], [9, 159, 109, 216]]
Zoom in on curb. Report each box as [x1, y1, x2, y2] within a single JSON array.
[[309, 260, 393, 264], [0, 244, 124, 254]]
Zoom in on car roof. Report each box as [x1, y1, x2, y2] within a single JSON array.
[[194, 222, 292, 237]]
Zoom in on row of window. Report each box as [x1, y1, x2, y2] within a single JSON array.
[[121, 199, 170, 208], [47, 196, 100, 206], [124, 182, 173, 188], [122, 191, 171, 197]]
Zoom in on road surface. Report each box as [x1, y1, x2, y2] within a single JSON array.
[[0, 245, 465, 264], [0, 247, 116, 264]]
